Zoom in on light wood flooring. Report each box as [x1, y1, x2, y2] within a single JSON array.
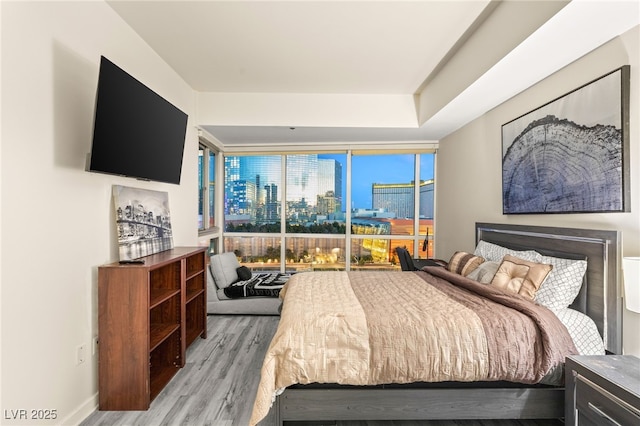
[[80, 315, 563, 426]]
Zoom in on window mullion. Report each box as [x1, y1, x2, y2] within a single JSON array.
[[414, 154, 422, 257], [204, 146, 211, 231], [345, 150, 352, 271], [281, 155, 286, 273]]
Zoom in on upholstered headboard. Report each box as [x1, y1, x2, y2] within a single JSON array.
[[475, 222, 622, 354]]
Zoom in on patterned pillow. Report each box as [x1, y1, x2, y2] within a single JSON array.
[[474, 240, 541, 263], [534, 255, 587, 311], [554, 308, 605, 355], [447, 251, 485, 276], [490, 255, 553, 300]]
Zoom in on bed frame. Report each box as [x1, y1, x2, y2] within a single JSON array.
[[264, 223, 622, 425]]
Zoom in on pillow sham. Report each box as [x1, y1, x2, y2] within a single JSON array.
[[466, 260, 500, 284], [490, 254, 553, 300], [447, 251, 485, 276], [491, 260, 530, 295], [209, 252, 241, 289], [474, 240, 541, 263], [534, 255, 587, 311]]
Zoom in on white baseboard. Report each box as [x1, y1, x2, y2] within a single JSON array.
[[61, 393, 98, 426]]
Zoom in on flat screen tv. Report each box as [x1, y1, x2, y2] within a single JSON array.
[[89, 56, 188, 185]]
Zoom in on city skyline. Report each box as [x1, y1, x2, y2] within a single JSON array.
[[219, 153, 437, 262], [223, 153, 434, 216]]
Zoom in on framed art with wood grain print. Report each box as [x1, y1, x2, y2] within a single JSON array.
[[501, 66, 630, 214]]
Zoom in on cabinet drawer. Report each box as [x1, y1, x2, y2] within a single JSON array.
[[576, 375, 640, 425]]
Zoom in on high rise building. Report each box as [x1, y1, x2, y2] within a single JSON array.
[[372, 182, 413, 218], [226, 180, 256, 216], [225, 155, 281, 221], [372, 180, 434, 219], [419, 179, 434, 219], [317, 190, 337, 215], [318, 158, 342, 211], [264, 183, 278, 221], [286, 154, 318, 206], [239, 156, 281, 188]]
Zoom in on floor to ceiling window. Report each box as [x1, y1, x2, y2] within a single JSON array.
[[223, 149, 435, 271], [351, 152, 434, 268]]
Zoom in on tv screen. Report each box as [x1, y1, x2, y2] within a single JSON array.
[[89, 56, 188, 185]]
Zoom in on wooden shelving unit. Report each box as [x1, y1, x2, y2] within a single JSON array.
[[98, 247, 208, 411]]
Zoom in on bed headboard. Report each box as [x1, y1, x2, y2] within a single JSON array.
[[475, 222, 622, 354]]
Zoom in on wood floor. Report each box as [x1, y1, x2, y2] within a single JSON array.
[[80, 315, 563, 426]]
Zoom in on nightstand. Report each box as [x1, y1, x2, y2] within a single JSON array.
[[565, 355, 640, 425]]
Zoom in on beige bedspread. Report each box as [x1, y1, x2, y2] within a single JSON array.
[[249, 267, 577, 425]]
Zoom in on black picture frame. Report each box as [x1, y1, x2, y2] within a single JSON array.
[[501, 65, 630, 214]]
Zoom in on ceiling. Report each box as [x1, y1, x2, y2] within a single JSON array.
[[107, 0, 639, 145]]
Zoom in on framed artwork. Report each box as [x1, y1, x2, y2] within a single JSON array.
[[113, 185, 174, 261], [502, 66, 630, 214]]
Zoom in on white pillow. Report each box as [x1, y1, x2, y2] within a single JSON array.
[[554, 308, 604, 355], [534, 255, 587, 310], [209, 252, 241, 289], [473, 240, 541, 263]]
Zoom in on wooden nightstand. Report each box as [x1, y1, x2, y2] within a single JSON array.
[[565, 355, 640, 425]]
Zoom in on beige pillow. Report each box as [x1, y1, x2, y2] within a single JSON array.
[[490, 254, 553, 300], [467, 260, 501, 284], [447, 251, 485, 276]]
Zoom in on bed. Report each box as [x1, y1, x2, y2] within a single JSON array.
[[251, 223, 622, 425]]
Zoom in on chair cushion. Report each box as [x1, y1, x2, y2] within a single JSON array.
[[210, 252, 241, 289]]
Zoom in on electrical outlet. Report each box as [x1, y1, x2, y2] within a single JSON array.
[[77, 344, 86, 365]]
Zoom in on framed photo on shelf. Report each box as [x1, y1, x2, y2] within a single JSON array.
[[501, 65, 630, 214]]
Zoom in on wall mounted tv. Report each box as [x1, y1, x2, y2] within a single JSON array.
[[88, 56, 188, 185]]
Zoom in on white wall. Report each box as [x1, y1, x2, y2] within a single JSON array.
[[1, 2, 198, 424], [436, 25, 640, 356]]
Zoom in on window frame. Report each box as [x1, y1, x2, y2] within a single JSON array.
[[220, 145, 437, 271], [198, 134, 223, 247]]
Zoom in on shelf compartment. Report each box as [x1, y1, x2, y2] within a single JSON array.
[[186, 270, 205, 294], [185, 295, 205, 347], [149, 292, 180, 351], [150, 288, 181, 309], [149, 331, 181, 401], [186, 287, 205, 304], [186, 253, 205, 278], [150, 262, 181, 293], [149, 322, 181, 352]]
